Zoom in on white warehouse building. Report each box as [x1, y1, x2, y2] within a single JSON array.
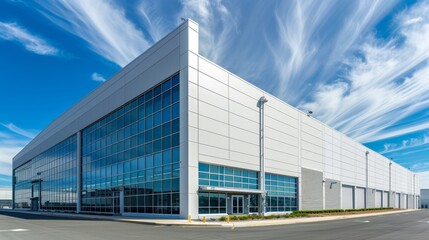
[[13, 20, 419, 219]]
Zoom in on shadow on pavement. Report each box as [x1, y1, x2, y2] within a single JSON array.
[[0, 210, 100, 221]]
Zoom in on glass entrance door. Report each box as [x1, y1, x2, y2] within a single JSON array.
[[232, 195, 244, 214], [112, 191, 121, 215]]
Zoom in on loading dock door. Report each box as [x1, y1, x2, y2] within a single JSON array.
[[375, 190, 382, 208], [342, 185, 354, 209], [403, 194, 408, 209], [382, 192, 388, 208], [395, 193, 400, 208], [355, 187, 365, 209]]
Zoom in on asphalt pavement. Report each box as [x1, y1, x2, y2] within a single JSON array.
[[0, 209, 428, 240]]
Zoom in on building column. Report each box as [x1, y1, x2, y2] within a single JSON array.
[[76, 131, 82, 213]]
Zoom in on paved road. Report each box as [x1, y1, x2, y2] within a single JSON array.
[[0, 210, 429, 240]]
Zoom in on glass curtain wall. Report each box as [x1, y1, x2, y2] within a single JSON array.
[[81, 73, 180, 214], [265, 173, 298, 212], [13, 162, 32, 208], [35, 135, 77, 211], [198, 163, 298, 214], [13, 135, 77, 211]]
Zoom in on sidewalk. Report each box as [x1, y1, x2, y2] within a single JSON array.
[[5, 209, 419, 228]]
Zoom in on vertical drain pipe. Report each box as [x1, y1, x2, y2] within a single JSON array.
[[389, 161, 392, 207], [258, 96, 268, 216]]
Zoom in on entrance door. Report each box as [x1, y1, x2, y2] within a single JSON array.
[[31, 181, 40, 211], [112, 191, 121, 215], [232, 195, 244, 214]]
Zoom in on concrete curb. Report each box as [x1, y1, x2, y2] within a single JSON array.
[[1, 209, 419, 228]]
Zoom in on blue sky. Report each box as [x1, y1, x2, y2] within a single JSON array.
[[1, 0, 429, 188]]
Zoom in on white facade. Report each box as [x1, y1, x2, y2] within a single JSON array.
[[13, 19, 419, 219]]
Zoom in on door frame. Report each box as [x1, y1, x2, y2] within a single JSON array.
[[231, 195, 244, 214]]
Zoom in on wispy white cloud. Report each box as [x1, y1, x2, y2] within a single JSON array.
[[91, 72, 106, 82], [1, 123, 37, 139], [418, 170, 429, 188], [269, 0, 397, 104], [179, 0, 236, 63], [300, 0, 429, 143], [32, 0, 151, 67], [0, 22, 59, 55], [0, 123, 36, 177], [381, 134, 429, 154], [137, 1, 169, 43]]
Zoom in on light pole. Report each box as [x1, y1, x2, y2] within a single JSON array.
[[258, 96, 268, 215]]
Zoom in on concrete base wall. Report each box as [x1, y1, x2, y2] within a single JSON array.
[[325, 179, 341, 209], [301, 168, 323, 210]]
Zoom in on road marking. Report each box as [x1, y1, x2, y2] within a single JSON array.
[[417, 221, 429, 223], [0, 229, 29, 232], [355, 220, 370, 223]]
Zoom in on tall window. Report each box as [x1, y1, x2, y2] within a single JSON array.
[[13, 135, 77, 211], [265, 173, 297, 212], [198, 163, 259, 190], [81, 73, 180, 214]]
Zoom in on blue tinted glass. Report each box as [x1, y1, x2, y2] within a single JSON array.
[[199, 163, 209, 172], [154, 152, 162, 167], [172, 119, 179, 133], [153, 126, 162, 139], [172, 85, 179, 103], [124, 161, 131, 173], [162, 107, 171, 123], [162, 79, 172, 92], [145, 90, 153, 101], [172, 134, 179, 147], [162, 91, 171, 107], [172, 103, 179, 119], [154, 112, 162, 127], [145, 116, 153, 129], [144, 130, 153, 142], [145, 100, 153, 115], [172, 74, 180, 86], [138, 157, 145, 170], [153, 95, 162, 112], [162, 122, 171, 136], [145, 155, 153, 168], [153, 85, 162, 96], [162, 150, 171, 165], [162, 136, 171, 150], [153, 139, 162, 152], [172, 147, 179, 163]]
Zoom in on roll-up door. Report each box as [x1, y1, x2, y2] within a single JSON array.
[[395, 193, 400, 208], [355, 187, 365, 209], [342, 185, 354, 209], [403, 194, 408, 208], [382, 192, 388, 207], [375, 190, 382, 208]]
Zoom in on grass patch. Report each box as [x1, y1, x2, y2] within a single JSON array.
[[218, 208, 394, 222], [293, 207, 393, 214]]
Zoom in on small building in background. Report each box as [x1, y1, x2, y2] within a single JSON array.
[[0, 188, 12, 209], [421, 189, 429, 208]]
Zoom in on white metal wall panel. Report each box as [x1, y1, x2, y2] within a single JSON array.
[[383, 192, 388, 207], [355, 187, 365, 209], [375, 190, 382, 208], [342, 185, 354, 209]]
